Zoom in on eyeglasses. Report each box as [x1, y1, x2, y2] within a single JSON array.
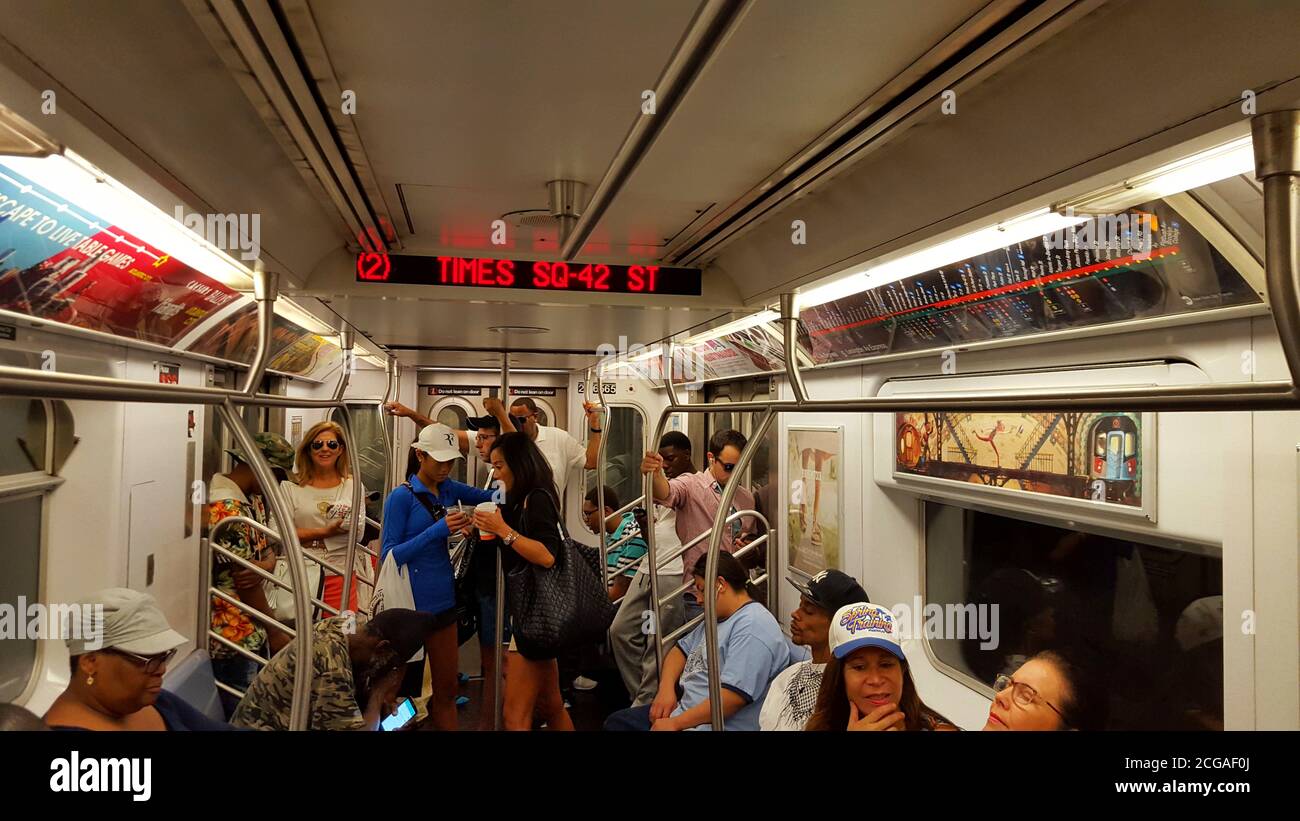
[[993, 674, 1068, 726], [311, 440, 341, 451], [109, 647, 177, 674], [475, 432, 498, 442]]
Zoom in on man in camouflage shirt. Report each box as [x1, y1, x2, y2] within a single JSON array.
[[231, 609, 439, 731], [207, 432, 296, 715]]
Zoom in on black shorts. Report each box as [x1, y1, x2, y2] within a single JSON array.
[[396, 607, 458, 697]]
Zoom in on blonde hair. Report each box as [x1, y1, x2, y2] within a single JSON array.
[[296, 420, 350, 483]]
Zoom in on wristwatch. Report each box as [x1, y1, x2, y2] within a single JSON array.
[[502, 530, 519, 546]]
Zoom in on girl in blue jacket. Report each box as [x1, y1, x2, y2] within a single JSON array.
[[382, 422, 494, 730]]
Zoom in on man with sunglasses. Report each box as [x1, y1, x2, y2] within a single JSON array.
[[641, 428, 757, 619], [507, 396, 603, 499]]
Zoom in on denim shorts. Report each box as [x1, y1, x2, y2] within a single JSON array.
[[477, 590, 512, 646]]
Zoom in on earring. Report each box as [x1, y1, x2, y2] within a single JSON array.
[[86, 674, 94, 686]]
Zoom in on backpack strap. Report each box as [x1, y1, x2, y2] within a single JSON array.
[[404, 480, 445, 522]]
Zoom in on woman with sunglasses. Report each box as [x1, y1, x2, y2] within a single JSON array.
[[984, 650, 1107, 730], [282, 421, 365, 613], [45, 588, 231, 730]]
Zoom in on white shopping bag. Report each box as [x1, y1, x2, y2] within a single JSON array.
[[372, 552, 424, 663]]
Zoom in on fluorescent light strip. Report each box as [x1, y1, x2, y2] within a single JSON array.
[[796, 209, 1089, 310], [274, 298, 336, 336], [680, 309, 779, 345], [0, 153, 254, 289], [1058, 135, 1254, 214], [415, 366, 571, 374]]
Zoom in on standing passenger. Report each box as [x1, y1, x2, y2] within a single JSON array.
[[507, 396, 602, 500], [281, 421, 365, 614], [207, 432, 296, 714], [640, 428, 757, 620], [381, 423, 493, 730], [609, 431, 691, 705], [472, 432, 573, 731]]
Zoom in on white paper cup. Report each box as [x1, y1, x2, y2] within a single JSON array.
[[475, 501, 498, 540]]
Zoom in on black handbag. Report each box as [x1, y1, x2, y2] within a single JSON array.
[[505, 490, 617, 660], [404, 483, 479, 646]]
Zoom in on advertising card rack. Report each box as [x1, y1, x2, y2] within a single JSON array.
[[0, 122, 397, 730]]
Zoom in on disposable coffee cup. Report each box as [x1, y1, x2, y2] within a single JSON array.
[[475, 502, 498, 540]]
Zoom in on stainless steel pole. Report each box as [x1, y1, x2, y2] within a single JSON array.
[[494, 351, 509, 730], [702, 408, 775, 731], [780, 292, 809, 404], [239, 263, 274, 396], [645, 405, 674, 676], [1253, 111, 1300, 384], [217, 399, 313, 730]]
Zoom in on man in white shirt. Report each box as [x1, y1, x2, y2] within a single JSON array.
[[609, 432, 694, 706], [507, 396, 602, 500], [759, 569, 869, 731]]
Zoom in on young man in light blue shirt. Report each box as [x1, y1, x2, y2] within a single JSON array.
[[604, 552, 797, 731]]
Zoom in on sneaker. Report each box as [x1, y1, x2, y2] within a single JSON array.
[[572, 675, 598, 691]]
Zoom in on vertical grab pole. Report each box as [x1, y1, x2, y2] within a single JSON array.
[[779, 293, 809, 405], [595, 369, 610, 587], [646, 401, 675, 676], [494, 351, 509, 730], [337, 329, 361, 617], [218, 400, 313, 730], [379, 357, 397, 504], [702, 407, 775, 731], [240, 262, 274, 396], [1252, 111, 1300, 385]]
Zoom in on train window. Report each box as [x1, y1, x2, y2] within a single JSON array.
[[924, 503, 1223, 730], [0, 494, 43, 702], [329, 404, 391, 522], [0, 397, 48, 476], [583, 405, 645, 516]]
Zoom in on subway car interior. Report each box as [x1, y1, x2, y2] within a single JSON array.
[[0, 0, 1297, 759]]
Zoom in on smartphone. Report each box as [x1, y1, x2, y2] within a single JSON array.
[[381, 697, 416, 731]]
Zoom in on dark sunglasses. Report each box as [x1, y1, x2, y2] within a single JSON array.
[[718, 460, 738, 473], [109, 647, 177, 674], [311, 440, 341, 451]]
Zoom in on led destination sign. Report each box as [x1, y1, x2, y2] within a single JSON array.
[[356, 253, 701, 296]]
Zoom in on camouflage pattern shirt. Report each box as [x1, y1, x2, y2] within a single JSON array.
[[230, 617, 366, 731]]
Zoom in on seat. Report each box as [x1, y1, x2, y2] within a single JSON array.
[[162, 648, 224, 723]]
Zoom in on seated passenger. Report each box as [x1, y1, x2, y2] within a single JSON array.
[[759, 570, 868, 731], [45, 588, 231, 731], [805, 602, 955, 731], [583, 485, 646, 602], [984, 649, 1107, 731], [232, 609, 438, 731], [603, 552, 797, 731]]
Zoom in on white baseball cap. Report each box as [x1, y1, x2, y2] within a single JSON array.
[[829, 602, 906, 662], [412, 423, 463, 462]]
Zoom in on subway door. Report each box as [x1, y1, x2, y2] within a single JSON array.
[[120, 350, 203, 652], [572, 374, 665, 536]]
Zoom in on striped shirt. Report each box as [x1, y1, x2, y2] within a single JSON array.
[[605, 512, 648, 581]]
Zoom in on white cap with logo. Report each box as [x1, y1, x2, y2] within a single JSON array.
[[829, 602, 906, 662], [412, 423, 464, 462]]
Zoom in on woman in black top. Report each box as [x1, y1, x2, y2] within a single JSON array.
[[473, 432, 573, 731]]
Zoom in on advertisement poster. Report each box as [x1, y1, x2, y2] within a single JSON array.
[[0, 162, 242, 346], [187, 304, 341, 379], [787, 426, 842, 575], [675, 327, 786, 383], [894, 411, 1145, 507]]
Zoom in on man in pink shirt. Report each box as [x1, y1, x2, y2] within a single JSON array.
[[641, 428, 758, 617]]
